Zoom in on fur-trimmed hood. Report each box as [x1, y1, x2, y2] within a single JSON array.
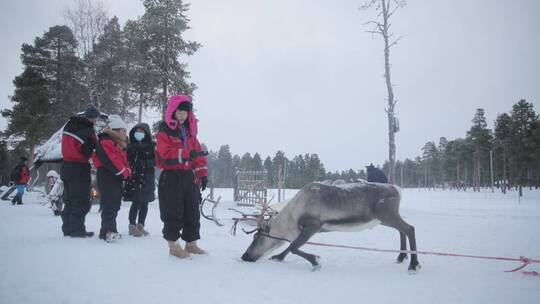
[[164, 94, 198, 136]]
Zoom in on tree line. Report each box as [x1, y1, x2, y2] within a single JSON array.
[[384, 100, 539, 195], [205, 145, 369, 189]]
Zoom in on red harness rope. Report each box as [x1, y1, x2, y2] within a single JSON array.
[[305, 241, 539, 274]]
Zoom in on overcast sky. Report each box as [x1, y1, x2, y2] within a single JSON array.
[[1, 0, 539, 172]]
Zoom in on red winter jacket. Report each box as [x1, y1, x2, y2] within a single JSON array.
[[92, 134, 131, 180], [15, 165, 30, 185], [62, 116, 97, 163], [155, 121, 208, 182]]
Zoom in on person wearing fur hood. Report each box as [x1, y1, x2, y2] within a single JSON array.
[[92, 115, 131, 242], [156, 95, 209, 259]]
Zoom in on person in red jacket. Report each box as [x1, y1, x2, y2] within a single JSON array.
[[92, 115, 131, 242], [61, 105, 100, 238], [156, 95, 209, 259], [10, 156, 30, 205]]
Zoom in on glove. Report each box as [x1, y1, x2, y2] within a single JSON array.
[[201, 176, 208, 191]]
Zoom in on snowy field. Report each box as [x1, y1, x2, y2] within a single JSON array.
[[0, 187, 539, 304]]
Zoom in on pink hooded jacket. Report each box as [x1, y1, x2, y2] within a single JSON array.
[[164, 95, 198, 136]]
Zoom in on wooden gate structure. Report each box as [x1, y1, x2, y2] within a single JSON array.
[[234, 170, 268, 206]]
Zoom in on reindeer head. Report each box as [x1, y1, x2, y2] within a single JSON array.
[[240, 200, 285, 262], [240, 219, 284, 262]]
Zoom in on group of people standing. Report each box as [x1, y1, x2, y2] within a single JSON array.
[[59, 94, 208, 258]]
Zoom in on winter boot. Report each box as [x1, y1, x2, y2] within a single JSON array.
[[70, 231, 95, 238], [169, 242, 190, 259], [185, 241, 206, 255], [17, 197, 23, 205], [136, 223, 149, 236], [105, 231, 122, 243], [129, 224, 143, 237], [11, 197, 17, 205]]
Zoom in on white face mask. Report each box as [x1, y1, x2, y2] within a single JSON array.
[[134, 131, 145, 142]]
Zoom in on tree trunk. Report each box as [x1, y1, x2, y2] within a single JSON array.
[[381, 0, 396, 184], [473, 150, 480, 192], [162, 82, 168, 118], [138, 93, 144, 123], [502, 147, 507, 194]]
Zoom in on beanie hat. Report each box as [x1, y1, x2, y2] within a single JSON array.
[[108, 115, 127, 130], [177, 101, 192, 112], [83, 105, 101, 119]]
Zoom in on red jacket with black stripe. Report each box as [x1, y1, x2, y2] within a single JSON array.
[[155, 121, 208, 182], [15, 165, 30, 185], [62, 116, 97, 163], [92, 134, 131, 180]]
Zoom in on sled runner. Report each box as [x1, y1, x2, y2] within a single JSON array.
[[1, 183, 16, 201]]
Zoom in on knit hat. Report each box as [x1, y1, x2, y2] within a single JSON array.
[[83, 105, 101, 119], [177, 101, 192, 112], [108, 115, 127, 130]]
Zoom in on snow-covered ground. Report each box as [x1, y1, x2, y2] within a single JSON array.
[[0, 187, 539, 304]]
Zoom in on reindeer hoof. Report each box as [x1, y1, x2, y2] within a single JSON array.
[[270, 255, 284, 262], [311, 256, 321, 271], [396, 254, 408, 264], [408, 263, 421, 274]]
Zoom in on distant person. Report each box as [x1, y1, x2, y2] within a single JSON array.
[[46, 170, 64, 216], [156, 95, 208, 259], [61, 104, 100, 238], [92, 115, 131, 242], [10, 156, 30, 205], [123, 123, 155, 237], [366, 163, 388, 183]]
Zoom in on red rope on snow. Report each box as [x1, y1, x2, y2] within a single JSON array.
[[305, 241, 539, 275]]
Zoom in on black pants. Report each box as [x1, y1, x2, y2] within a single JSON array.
[[61, 162, 91, 235], [129, 200, 149, 225], [158, 170, 200, 242], [97, 168, 123, 238]]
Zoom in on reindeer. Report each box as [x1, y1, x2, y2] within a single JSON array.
[[240, 181, 420, 272]]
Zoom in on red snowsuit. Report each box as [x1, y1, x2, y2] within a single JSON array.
[[156, 95, 208, 242], [60, 115, 97, 236], [92, 133, 131, 239]]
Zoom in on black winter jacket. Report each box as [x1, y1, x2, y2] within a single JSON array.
[[123, 123, 156, 203]]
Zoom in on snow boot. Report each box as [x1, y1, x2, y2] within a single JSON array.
[[128, 224, 143, 237], [105, 231, 122, 243], [11, 197, 17, 205], [70, 231, 95, 238], [169, 242, 190, 259], [136, 223, 149, 236], [185, 241, 206, 255]]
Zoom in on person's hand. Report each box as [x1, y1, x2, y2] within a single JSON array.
[[201, 176, 208, 191]]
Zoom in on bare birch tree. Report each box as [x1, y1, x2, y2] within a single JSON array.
[[361, 0, 406, 184], [64, 0, 109, 57]]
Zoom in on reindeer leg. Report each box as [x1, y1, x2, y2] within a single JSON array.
[[270, 228, 312, 262], [383, 216, 420, 272], [272, 223, 321, 270], [405, 224, 420, 272], [396, 231, 408, 263]]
